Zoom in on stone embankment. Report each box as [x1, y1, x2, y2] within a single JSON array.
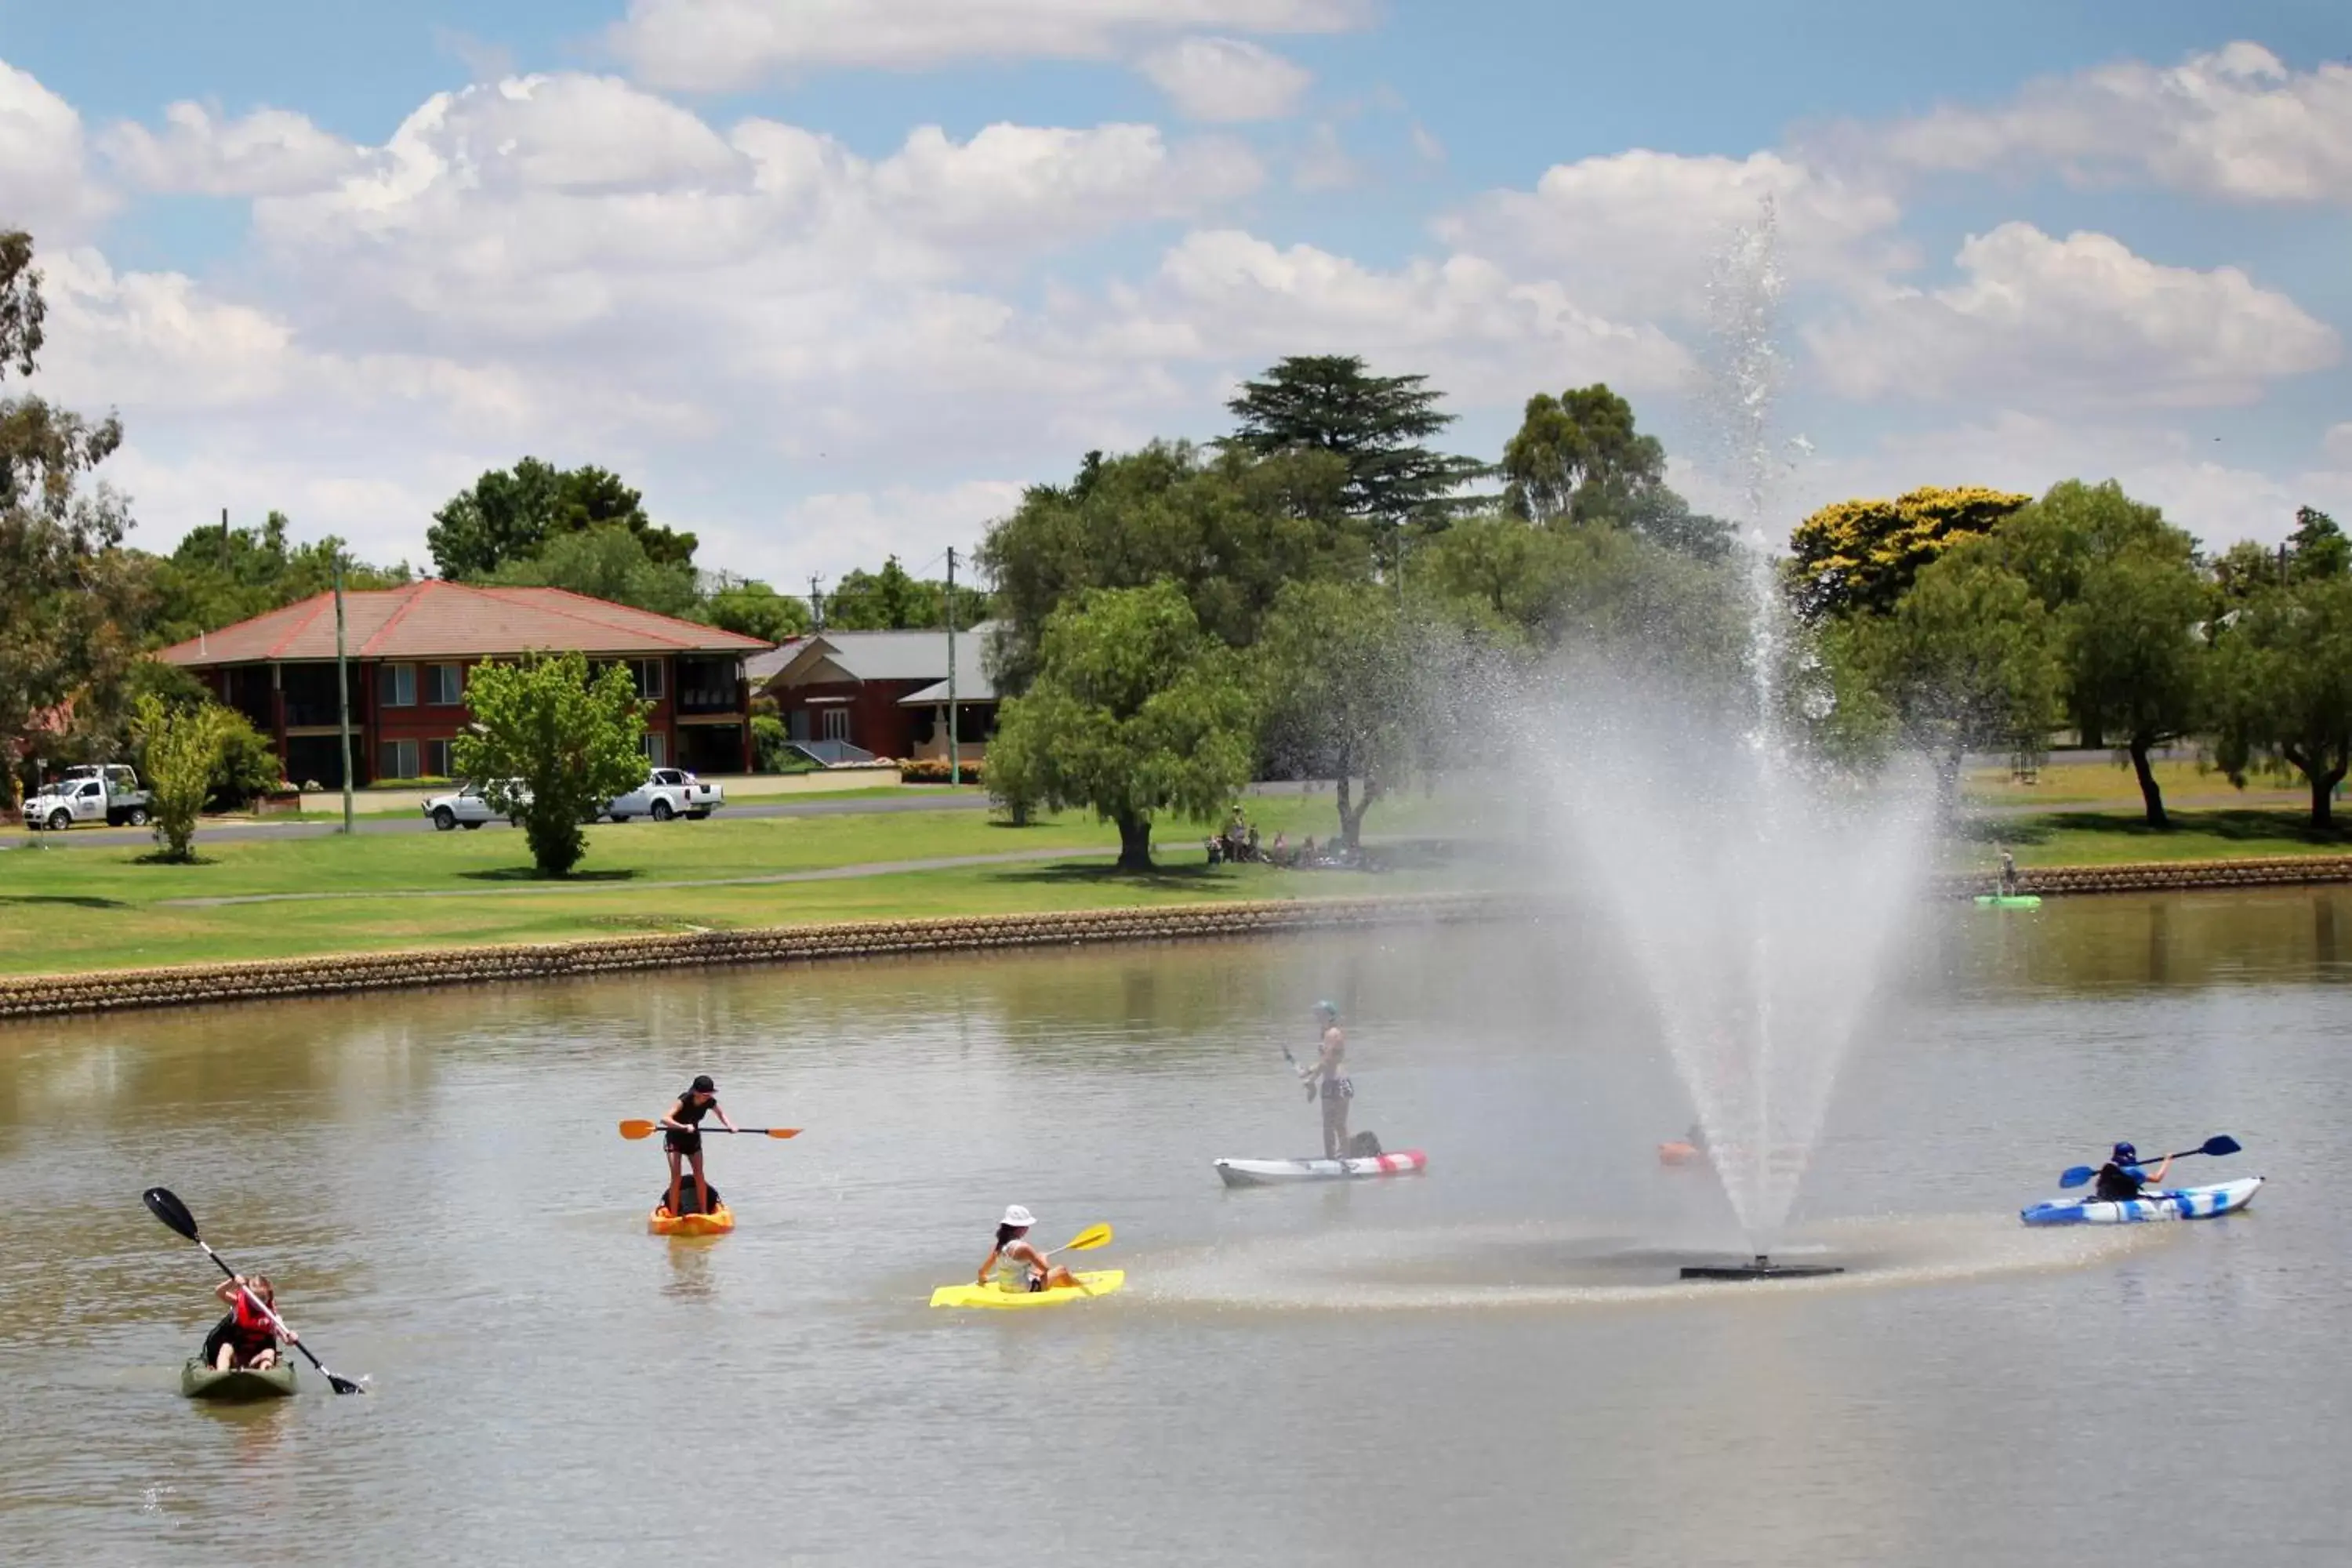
[[1943, 855, 2352, 898], [9, 856, 2352, 1021], [0, 895, 1508, 1021]]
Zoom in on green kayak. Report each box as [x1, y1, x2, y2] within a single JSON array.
[[1975, 895, 2042, 909], [182, 1357, 296, 1401]]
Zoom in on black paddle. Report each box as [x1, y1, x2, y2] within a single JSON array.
[[2058, 1134, 2241, 1189], [1280, 1042, 1315, 1101], [142, 1187, 365, 1395]]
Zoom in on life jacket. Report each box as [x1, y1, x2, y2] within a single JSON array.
[[2093, 1163, 2144, 1203], [227, 1292, 279, 1351]]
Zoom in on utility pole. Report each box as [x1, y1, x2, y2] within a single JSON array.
[[809, 575, 825, 630], [334, 557, 354, 833], [220, 506, 231, 570], [944, 546, 960, 787]]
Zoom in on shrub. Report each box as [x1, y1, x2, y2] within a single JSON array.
[[899, 757, 985, 785]]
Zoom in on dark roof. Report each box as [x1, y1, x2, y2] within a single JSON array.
[[763, 625, 999, 697], [155, 582, 771, 667]]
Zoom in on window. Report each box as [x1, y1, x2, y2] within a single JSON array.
[[630, 659, 666, 701], [820, 708, 850, 742], [423, 739, 453, 778], [425, 663, 463, 706], [378, 739, 419, 779], [377, 664, 416, 707], [641, 731, 667, 766]]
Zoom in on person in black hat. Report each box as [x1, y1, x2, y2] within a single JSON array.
[[659, 1075, 737, 1217]]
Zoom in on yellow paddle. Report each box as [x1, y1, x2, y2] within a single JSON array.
[[618, 1120, 800, 1140], [1041, 1222, 1113, 1294]]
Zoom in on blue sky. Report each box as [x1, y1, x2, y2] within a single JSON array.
[[3, 0, 2347, 580]]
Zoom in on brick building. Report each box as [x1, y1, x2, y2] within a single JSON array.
[[157, 581, 770, 788], [753, 627, 998, 763]]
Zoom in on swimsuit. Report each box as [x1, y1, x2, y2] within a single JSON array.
[[666, 1095, 713, 1155]]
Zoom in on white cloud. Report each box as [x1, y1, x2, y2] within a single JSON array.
[[1438, 150, 1907, 318], [729, 479, 1028, 586], [0, 57, 113, 240], [100, 102, 360, 197], [1852, 42, 2352, 203], [1139, 37, 1312, 123], [610, 0, 1366, 89], [2325, 423, 2352, 464], [1807, 223, 2339, 408], [1292, 122, 1358, 191]]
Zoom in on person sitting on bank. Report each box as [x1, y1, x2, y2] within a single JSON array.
[[208, 1274, 296, 1371], [978, 1206, 1081, 1294], [1269, 830, 1288, 866], [2093, 1142, 2172, 1203], [659, 1074, 738, 1217]]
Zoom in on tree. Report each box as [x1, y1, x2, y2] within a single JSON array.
[[978, 441, 1364, 695], [486, 524, 701, 619], [702, 576, 811, 643], [1225, 355, 1486, 537], [986, 582, 1258, 870], [146, 510, 408, 644], [453, 651, 647, 876], [134, 693, 237, 862], [2287, 506, 2350, 582], [1787, 486, 2031, 622], [1, 230, 145, 814], [427, 459, 695, 579], [1499, 383, 1732, 558], [1998, 481, 2204, 826], [1258, 580, 1430, 850], [2209, 571, 2352, 830], [824, 555, 991, 631], [1847, 541, 2064, 809]]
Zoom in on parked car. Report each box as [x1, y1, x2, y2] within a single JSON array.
[[24, 768, 153, 829], [419, 782, 523, 831], [603, 768, 723, 822]]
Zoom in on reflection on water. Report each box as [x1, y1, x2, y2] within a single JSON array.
[[2, 891, 2349, 1566]]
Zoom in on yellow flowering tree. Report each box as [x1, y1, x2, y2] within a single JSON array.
[[1786, 486, 2031, 622]]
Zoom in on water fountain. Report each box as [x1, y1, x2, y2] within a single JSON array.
[[1531, 197, 1936, 1279]]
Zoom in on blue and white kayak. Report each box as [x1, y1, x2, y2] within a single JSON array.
[[2020, 1175, 2263, 1226]]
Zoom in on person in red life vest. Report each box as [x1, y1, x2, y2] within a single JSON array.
[[659, 1075, 738, 1218], [209, 1274, 296, 1371]]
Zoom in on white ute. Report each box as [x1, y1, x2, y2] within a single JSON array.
[[24, 764, 153, 830], [603, 768, 722, 822]]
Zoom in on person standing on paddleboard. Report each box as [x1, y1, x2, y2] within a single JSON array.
[[2092, 1142, 2172, 1202], [978, 1206, 1081, 1294], [1998, 845, 2020, 896], [659, 1076, 737, 1217], [1298, 1002, 1353, 1160]]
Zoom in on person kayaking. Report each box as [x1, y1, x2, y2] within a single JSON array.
[[1297, 1001, 1353, 1160], [978, 1205, 1082, 1294], [2093, 1142, 2173, 1203], [205, 1274, 296, 1372], [659, 1075, 738, 1218]]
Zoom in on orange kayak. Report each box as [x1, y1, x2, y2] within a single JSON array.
[[649, 1202, 734, 1236]]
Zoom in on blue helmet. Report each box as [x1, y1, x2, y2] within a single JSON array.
[[2112, 1142, 2137, 1163]]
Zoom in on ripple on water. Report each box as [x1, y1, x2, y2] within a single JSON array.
[[1140, 1212, 2176, 1312]]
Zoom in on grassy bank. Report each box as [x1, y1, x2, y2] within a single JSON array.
[[0, 795, 1434, 976], [1951, 808, 2352, 869]]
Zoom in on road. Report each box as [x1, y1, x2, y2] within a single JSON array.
[[1, 779, 1330, 851]]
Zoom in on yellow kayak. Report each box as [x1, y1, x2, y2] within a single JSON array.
[[649, 1202, 735, 1237], [929, 1270, 1124, 1309]]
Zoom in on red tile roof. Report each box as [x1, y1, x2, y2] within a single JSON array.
[[154, 582, 771, 667]]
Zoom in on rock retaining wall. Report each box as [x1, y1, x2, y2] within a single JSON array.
[[1940, 854, 2352, 899], [0, 894, 1511, 1021]]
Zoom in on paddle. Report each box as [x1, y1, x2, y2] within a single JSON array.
[[1281, 1043, 1315, 1102], [140, 1187, 365, 1395], [2058, 1135, 2241, 1189], [617, 1120, 800, 1140], [1040, 1222, 1112, 1295]]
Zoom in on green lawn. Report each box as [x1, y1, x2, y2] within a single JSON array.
[[1962, 757, 2310, 811], [0, 793, 1438, 975], [1948, 808, 2352, 869]]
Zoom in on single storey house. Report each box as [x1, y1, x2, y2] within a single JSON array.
[[752, 626, 998, 763], [157, 581, 771, 788]]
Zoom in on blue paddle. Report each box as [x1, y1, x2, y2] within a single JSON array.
[[2058, 1134, 2240, 1189]]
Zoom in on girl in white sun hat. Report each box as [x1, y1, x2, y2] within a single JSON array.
[[978, 1205, 1082, 1294]]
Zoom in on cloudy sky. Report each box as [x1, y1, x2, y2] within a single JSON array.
[[5, 0, 2348, 587]]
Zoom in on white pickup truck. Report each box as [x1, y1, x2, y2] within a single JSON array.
[[602, 768, 723, 822], [24, 765, 153, 830]]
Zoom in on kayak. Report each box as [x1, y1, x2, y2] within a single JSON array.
[[2020, 1176, 2263, 1226], [1658, 1141, 1703, 1166], [649, 1202, 735, 1236], [1976, 895, 2042, 909], [182, 1357, 297, 1401], [1214, 1149, 1427, 1187], [929, 1270, 1125, 1309]]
